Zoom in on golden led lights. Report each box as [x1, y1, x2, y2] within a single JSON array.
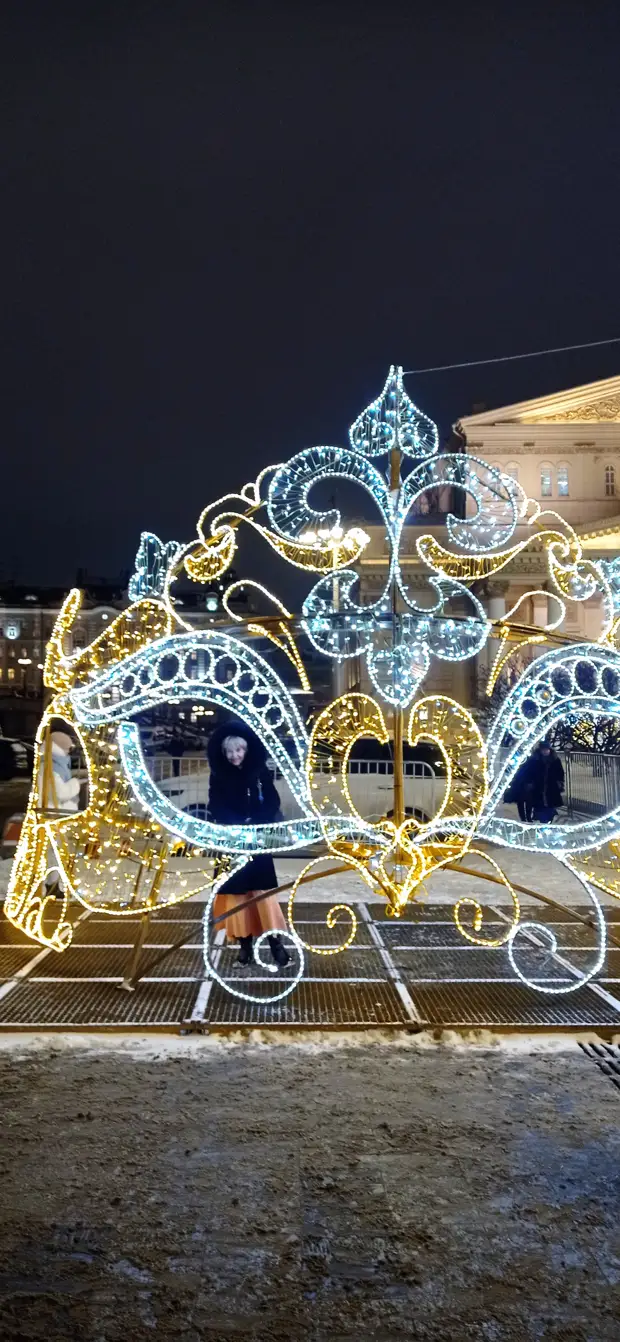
[[5, 365, 618, 1004]]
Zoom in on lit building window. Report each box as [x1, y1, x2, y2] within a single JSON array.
[[540, 463, 553, 498], [605, 465, 616, 497], [557, 464, 569, 497], [8, 667, 15, 681]]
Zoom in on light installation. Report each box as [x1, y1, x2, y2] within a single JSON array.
[[5, 365, 619, 1001]]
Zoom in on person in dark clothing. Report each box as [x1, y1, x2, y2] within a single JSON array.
[[168, 729, 185, 778], [207, 720, 290, 968], [506, 757, 535, 822], [528, 743, 564, 823]]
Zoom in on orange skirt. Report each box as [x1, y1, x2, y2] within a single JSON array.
[[213, 890, 287, 941]]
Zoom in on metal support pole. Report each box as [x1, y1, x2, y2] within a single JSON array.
[[389, 380, 405, 828], [392, 707, 405, 827], [332, 560, 345, 698], [120, 911, 152, 991]]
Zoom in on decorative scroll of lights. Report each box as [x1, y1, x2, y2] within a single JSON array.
[[5, 365, 620, 1001]]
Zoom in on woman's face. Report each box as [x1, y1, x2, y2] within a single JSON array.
[[224, 739, 247, 768]]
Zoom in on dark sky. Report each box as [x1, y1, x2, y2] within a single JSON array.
[[2, 0, 619, 586]]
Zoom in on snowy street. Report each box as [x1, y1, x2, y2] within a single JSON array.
[[1, 1033, 619, 1340]]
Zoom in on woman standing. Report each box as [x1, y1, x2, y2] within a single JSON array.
[[207, 721, 290, 967], [528, 742, 565, 823], [506, 756, 535, 822]]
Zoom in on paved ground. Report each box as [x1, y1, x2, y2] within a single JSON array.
[[0, 1035, 619, 1341]]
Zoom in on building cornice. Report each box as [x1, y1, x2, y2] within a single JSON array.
[[465, 440, 618, 456], [459, 373, 620, 427]]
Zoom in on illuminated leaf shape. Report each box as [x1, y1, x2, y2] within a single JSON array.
[[128, 532, 183, 601], [416, 528, 574, 582], [349, 364, 438, 459], [184, 528, 237, 582]]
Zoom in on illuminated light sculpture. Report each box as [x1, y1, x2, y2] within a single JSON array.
[[128, 532, 183, 601], [5, 365, 620, 1002]]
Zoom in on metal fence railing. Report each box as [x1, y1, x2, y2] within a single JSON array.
[[563, 751, 620, 818], [495, 748, 620, 820], [149, 754, 438, 823], [150, 748, 620, 824]]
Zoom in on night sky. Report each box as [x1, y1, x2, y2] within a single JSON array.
[[2, 1, 619, 587]]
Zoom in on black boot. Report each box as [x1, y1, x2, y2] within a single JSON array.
[[268, 935, 290, 968], [237, 935, 254, 966]]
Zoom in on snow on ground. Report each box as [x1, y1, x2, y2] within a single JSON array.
[[1, 1034, 619, 1340], [0, 1028, 618, 1057]]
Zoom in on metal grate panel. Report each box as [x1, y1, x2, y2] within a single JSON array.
[[205, 979, 408, 1028], [365, 902, 456, 922], [530, 904, 619, 923], [71, 919, 195, 947], [380, 921, 504, 948], [578, 1041, 620, 1091], [148, 902, 205, 920], [29, 947, 205, 979], [0, 948, 40, 977], [286, 901, 359, 922], [0, 980, 198, 1026], [395, 945, 610, 984], [601, 949, 620, 980], [412, 982, 620, 1028], [213, 946, 386, 982], [0, 923, 45, 948], [290, 918, 374, 947], [1, 902, 618, 1031], [393, 946, 520, 980], [544, 922, 612, 948]]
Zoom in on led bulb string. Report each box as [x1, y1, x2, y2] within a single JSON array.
[[403, 334, 620, 376], [7, 363, 618, 1000]]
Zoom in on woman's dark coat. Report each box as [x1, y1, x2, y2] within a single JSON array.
[[207, 721, 280, 895], [528, 749, 565, 810], [504, 758, 534, 804]]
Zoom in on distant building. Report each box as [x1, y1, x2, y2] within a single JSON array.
[[458, 372, 620, 649]]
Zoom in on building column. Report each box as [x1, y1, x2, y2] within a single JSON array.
[[476, 580, 510, 698], [531, 591, 548, 630]]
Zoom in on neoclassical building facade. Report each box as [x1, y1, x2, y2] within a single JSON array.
[[352, 372, 620, 708]]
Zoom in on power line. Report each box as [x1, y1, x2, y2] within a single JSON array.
[[403, 335, 620, 376]]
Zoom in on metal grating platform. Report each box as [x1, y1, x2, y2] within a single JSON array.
[[1, 900, 619, 1031], [28, 946, 206, 979], [0, 947, 40, 977], [215, 945, 387, 982], [411, 982, 620, 1028], [578, 1041, 620, 1091], [205, 979, 407, 1028], [0, 980, 198, 1026]]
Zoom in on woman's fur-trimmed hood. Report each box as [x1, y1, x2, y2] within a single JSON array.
[[206, 720, 268, 778]]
